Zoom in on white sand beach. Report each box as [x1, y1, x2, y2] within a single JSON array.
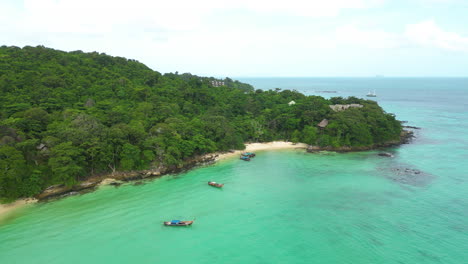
[[215, 141, 308, 160], [0, 198, 37, 220]]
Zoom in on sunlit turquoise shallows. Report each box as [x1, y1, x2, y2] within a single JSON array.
[[1, 78, 467, 264]]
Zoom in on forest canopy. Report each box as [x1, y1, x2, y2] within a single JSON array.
[[0, 46, 402, 200]]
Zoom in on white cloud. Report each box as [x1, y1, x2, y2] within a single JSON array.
[[2, 0, 468, 76], [0, 1, 20, 29], [405, 20, 468, 51], [333, 25, 403, 49], [328, 21, 468, 52], [1, 0, 390, 64], [415, 0, 465, 4], [11, 0, 386, 36], [19, 0, 212, 33], [238, 0, 384, 17]]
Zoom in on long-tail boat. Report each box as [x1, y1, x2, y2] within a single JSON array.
[[240, 155, 250, 161], [163, 220, 194, 226], [208, 181, 224, 188], [242, 152, 256, 158]]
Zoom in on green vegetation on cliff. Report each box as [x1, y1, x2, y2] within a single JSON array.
[[0, 46, 402, 200]]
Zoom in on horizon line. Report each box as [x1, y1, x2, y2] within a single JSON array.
[[229, 76, 468, 79]]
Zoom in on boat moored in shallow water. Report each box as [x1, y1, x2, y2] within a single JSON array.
[[240, 152, 255, 161], [208, 181, 224, 188], [240, 155, 250, 161], [163, 220, 194, 226], [241, 152, 256, 158]]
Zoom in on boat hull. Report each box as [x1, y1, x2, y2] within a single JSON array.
[[208, 181, 224, 188], [163, 221, 194, 226]]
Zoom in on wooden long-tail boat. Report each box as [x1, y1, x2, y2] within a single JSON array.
[[163, 220, 194, 226], [241, 152, 256, 158], [208, 181, 224, 188], [240, 155, 250, 161]]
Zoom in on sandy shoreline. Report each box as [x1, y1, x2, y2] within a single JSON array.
[[215, 141, 308, 160], [0, 141, 306, 219], [0, 198, 37, 220], [95, 141, 306, 186]]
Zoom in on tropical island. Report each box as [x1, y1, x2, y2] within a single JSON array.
[[0, 46, 405, 202]]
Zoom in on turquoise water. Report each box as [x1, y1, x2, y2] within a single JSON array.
[[1, 78, 467, 263]]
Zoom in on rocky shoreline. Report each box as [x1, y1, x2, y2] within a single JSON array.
[[35, 154, 219, 201], [306, 129, 414, 153], [34, 130, 414, 201]]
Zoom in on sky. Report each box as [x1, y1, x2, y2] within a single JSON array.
[[1, 0, 468, 77]]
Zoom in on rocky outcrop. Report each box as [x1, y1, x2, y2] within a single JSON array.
[[35, 180, 100, 200], [383, 166, 435, 187], [35, 153, 218, 201], [400, 130, 414, 144], [403, 125, 421, 130], [60, 191, 79, 198], [378, 152, 394, 157], [109, 181, 123, 187]]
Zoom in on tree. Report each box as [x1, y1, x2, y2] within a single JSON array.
[[0, 146, 27, 199], [0, 45, 403, 199], [120, 143, 141, 170], [291, 130, 301, 143], [48, 142, 84, 186], [301, 126, 318, 145]]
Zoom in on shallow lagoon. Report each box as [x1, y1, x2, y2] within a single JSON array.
[[1, 78, 467, 264]]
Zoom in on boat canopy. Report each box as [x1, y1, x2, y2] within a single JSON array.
[[171, 220, 181, 224]]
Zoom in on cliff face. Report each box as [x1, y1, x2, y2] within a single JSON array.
[[35, 154, 218, 201]]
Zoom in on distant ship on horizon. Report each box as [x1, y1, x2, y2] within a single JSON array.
[[366, 90, 377, 97]]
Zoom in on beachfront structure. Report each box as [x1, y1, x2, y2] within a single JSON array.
[[329, 104, 363, 112], [211, 80, 225, 87]]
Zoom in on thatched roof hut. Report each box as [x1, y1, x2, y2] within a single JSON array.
[[317, 119, 329, 128]]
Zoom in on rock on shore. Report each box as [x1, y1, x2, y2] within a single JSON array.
[[378, 152, 394, 157], [307, 130, 414, 153], [35, 181, 100, 200], [35, 154, 218, 201]]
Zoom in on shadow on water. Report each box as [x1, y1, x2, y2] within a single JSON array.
[[377, 161, 436, 188], [418, 250, 442, 263]]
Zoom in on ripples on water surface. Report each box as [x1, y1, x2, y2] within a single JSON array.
[[1, 78, 467, 264]]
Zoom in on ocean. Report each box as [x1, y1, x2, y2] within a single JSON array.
[[0, 78, 467, 264]]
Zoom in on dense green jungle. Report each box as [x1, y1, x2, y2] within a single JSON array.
[[0, 46, 401, 200]]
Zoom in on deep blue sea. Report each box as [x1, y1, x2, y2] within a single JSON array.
[[0, 78, 467, 264]]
